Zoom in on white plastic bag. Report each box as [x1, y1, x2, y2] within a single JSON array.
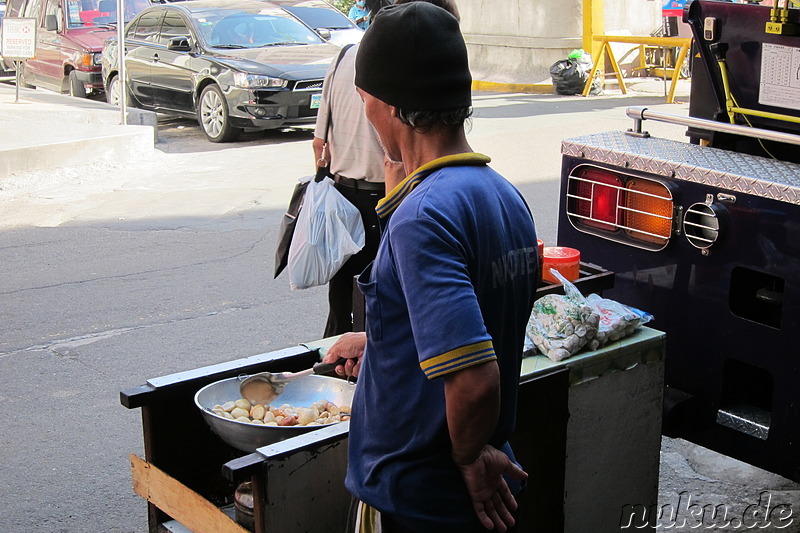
[[526, 268, 600, 362], [287, 177, 365, 290], [586, 294, 653, 347]]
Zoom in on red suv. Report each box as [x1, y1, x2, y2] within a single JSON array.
[[2, 0, 149, 97]]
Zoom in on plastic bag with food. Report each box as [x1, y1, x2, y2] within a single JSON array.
[[586, 294, 653, 347], [526, 268, 600, 362]]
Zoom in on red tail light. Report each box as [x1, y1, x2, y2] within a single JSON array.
[[566, 165, 674, 251], [570, 168, 623, 231]]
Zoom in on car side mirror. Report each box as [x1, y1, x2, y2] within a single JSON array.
[[44, 14, 58, 31], [168, 36, 191, 52], [317, 28, 331, 41]]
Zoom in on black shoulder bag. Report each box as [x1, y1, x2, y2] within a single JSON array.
[[273, 44, 354, 279]]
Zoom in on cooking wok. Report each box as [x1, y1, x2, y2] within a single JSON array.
[[195, 374, 355, 453]]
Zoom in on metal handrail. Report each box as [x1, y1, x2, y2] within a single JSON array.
[[626, 106, 800, 147]]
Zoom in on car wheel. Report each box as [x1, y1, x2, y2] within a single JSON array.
[[68, 70, 87, 98], [197, 84, 241, 143], [106, 74, 127, 105]]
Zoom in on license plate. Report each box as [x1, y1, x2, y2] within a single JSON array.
[[310, 93, 322, 109]]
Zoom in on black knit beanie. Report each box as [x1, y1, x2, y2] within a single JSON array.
[[354, 2, 472, 111]]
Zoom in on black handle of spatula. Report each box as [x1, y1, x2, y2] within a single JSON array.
[[312, 357, 347, 375]]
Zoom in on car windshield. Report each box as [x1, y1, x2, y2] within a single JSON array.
[[65, 0, 150, 29], [193, 10, 323, 48], [284, 6, 353, 30]]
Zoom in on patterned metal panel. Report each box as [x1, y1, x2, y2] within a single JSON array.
[[562, 131, 800, 205]]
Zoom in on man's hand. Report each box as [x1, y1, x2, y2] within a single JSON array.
[[456, 445, 528, 532], [322, 332, 366, 378]]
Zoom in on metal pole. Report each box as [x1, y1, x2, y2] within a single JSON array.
[[116, 0, 127, 125], [15, 61, 21, 103], [626, 106, 800, 146]]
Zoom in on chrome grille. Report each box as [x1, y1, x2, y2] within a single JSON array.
[[683, 202, 720, 249], [294, 80, 324, 91]]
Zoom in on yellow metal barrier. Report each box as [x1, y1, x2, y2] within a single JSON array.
[[583, 35, 693, 103]]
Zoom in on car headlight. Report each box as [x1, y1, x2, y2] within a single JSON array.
[[233, 72, 287, 89], [82, 52, 103, 67]]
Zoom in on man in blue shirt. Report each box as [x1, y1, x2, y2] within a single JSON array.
[[347, 0, 370, 29], [324, 3, 538, 532]]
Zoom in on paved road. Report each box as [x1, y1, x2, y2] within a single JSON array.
[[2, 84, 799, 532]]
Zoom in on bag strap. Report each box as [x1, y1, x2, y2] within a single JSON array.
[[323, 43, 355, 145], [318, 43, 355, 179]]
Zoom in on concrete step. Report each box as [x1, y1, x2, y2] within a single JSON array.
[[0, 83, 157, 179], [0, 123, 154, 178]]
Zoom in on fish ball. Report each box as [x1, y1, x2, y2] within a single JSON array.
[[235, 398, 252, 410], [250, 405, 266, 420], [231, 407, 250, 419]]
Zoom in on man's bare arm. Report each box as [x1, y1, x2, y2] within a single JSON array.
[[445, 361, 527, 532]]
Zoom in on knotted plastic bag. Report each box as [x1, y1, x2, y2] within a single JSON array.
[[526, 268, 600, 362], [586, 294, 653, 347], [550, 49, 602, 96], [287, 176, 364, 290]]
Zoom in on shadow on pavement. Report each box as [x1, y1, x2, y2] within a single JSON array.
[[155, 116, 316, 154]]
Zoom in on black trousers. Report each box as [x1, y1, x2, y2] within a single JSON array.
[[323, 180, 383, 338]]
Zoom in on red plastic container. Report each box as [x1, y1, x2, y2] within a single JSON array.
[[542, 246, 581, 284]]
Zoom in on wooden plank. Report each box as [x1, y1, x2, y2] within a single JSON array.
[[130, 454, 249, 533]]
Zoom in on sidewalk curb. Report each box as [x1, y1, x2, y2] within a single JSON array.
[[472, 80, 554, 95]]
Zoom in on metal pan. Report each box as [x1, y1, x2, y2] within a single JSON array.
[[195, 374, 355, 453]]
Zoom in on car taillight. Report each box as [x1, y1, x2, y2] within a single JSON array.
[[569, 168, 623, 231], [566, 164, 674, 251], [624, 178, 673, 246]]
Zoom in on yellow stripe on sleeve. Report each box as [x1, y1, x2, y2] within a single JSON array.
[[420, 340, 497, 379]]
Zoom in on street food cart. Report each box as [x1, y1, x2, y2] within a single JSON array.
[[121, 266, 666, 532]]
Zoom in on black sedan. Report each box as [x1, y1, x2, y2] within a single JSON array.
[[102, 0, 341, 142]]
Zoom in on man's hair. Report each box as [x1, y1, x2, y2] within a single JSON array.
[[396, 107, 472, 132], [392, 0, 460, 21]]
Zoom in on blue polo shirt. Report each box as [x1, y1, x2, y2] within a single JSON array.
[[346, 153, 538, 529], [348, 4, 370, 29]]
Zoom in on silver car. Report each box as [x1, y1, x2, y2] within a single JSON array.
[[270, 0, 363, 46]]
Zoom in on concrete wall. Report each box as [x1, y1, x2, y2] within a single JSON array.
[[459, 0, 663, 85]]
